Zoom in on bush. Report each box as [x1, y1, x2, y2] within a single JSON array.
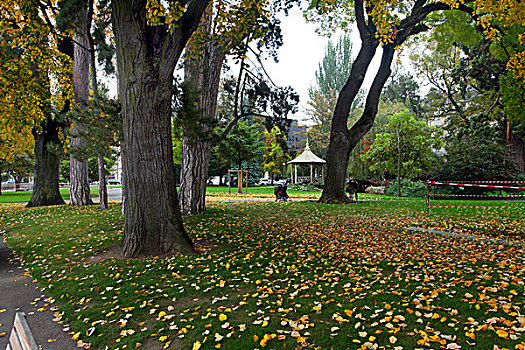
[[384, 179, 427, 198], [288, 184, 319, 192]]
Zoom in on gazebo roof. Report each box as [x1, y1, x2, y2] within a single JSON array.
[[288, 141, 326, 164]]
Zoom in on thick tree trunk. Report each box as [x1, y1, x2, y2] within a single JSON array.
[[112, 0, 208, 257], [70, 9, 94, 206], [120, 141, 126, 215], [319, 44, 396, 203], [98, 153, 108, 209], [318, 25, 378, 203], [180, 17, 224, 215], [180, 139, 213, 215], [508, 122, 525, 175], [27, 117, 66, 207]]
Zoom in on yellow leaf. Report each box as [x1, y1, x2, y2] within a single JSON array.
[[219, 314, 227, 321], [496, 329, 509, 338], [159, 335, 168, 342], [71, 332, 81, 341]]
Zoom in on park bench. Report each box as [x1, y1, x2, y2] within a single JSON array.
[[5, 312, 38, 350]]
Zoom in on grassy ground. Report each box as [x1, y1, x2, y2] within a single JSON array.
[[0, 187, 101, 203], [0, 198, 524, 349]]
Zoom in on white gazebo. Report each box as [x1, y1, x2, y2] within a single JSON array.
[[288, 141, 326, 184]]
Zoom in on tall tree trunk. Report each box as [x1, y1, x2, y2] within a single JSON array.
[[70, 4, 94, 206], [320, 45, 396, 203], [180, 14, 224, 215], [180, 139, 213, 215], [98, 154, 108, 208], [120, 141, 126, 215], [112, 0, 209, 257], [87, 13, 109, 210], [318, 7, 379, 203], [396, 126, 401, 197], [508, 121, 525, 174], [27, 117, 66, 207]]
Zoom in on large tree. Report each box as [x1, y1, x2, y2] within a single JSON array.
[[179, 0, 292, 215], [308, 0, 525, 203], [0, 0, 71, 207], [111, 0, 209, 257], [60, 0, 96, 206]]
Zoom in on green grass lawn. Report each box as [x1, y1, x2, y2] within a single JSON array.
[[0, 187, 101, 203], [0, 199, 524, 349]]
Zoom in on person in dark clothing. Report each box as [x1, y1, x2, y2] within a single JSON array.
[[274, 184, 289, 201], [346, 180, 359, 201]]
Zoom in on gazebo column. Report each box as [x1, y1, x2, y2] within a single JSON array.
[[310, 164, 313, 184], [294, 165, 298, 184]]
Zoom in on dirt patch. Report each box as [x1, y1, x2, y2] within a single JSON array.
[[82, 239, 218, 264], [82, 243, 124, 263]]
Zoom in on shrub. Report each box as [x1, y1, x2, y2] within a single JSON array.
[[385, 179, 427, 198]]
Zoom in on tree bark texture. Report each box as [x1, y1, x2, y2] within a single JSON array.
[[88, 13, 108, 210], [98, 153, 108, 209], [180, 13, 225, 215], [70, 6, 94, 206], [509, 126, 525, 175], [112, 0, 209, 257], [27, 117, 66, 207]]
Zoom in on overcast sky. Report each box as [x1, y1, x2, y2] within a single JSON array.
[[252, 7, 388, 125]]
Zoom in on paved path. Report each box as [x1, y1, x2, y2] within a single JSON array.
[[408, 227, 525, 246], [0, 238, 77, 349]]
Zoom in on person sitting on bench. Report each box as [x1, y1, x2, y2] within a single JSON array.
[[274, 184, 289, 201]]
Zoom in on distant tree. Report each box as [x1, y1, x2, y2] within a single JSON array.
[[361, 109, 443, 197], [307, 35, 362, 162], [263, 126, 290, 182], [348, 99, 404, 179], [433, 112, 518, 181], [214, 120, 265, 172], [306, 90, 337, 159], [312, 34, 355, 97], [179, 0, 296, 215], [435, 137, 519, 182], [5, 153, 34, 191], [381, 71, 422, 116], [304, 0, 525, 203]]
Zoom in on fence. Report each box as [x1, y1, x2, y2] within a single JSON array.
[[426, 180, 525, 211]]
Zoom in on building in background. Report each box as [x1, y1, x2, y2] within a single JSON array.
[[287, 119, 307, 156]]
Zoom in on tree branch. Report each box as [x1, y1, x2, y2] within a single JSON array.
[[37, 1, 92, 52]]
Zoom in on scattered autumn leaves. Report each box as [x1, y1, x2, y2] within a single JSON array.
[[0, 201, 523, 349]]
